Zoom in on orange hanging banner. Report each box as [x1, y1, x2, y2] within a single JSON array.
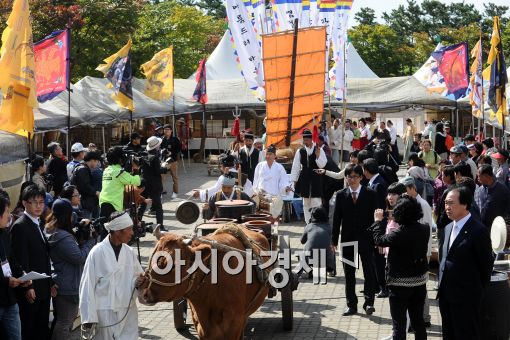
[[263, 26, 327, 147]]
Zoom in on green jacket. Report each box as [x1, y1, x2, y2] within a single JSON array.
[[99, 164, 141, 212]]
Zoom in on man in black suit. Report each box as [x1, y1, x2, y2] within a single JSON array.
[[332, 164, 378, 316], [363, 158, 389, 298], [10, 185, 56, 340], [439, 186, 494, 340], [474, 164, 510, 229], [239, 132, 260, 183]]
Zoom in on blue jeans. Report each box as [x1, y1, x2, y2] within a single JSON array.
[[0, 303, 22, 340]]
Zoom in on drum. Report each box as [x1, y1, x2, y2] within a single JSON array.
[[242, 213, 272, 222], [493, 260, 510, 286], [208, 218, 237, 224], [244, 220, 272, 238], [480, 271, 510, 340], [175, 201, 200, 225], [215, 200, 255, 222]]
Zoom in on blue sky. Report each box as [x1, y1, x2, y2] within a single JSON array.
[[349, 0, 509, 26]]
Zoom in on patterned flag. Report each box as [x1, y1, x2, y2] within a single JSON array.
[[271, 0, 303, 31], [318, 0, 338, 90], [483, 17, 507, 124], [430, 42, 469, 100], [96, 39, 134, 111], [331, 0, 354, 100], [34, 30, 69, 103], [469, 39, 483, 118], [141, 47, 174, 101], [0, 0, 36, 137], [193, 59, 208, 104]]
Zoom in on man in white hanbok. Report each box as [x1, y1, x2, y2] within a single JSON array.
[[79, 212, 146, 340], [252, 145, 292, 217]]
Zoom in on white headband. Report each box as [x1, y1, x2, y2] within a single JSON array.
[[105, 212, 133, 231]]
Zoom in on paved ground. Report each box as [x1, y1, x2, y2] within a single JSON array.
[[70, 161, 442, 339]]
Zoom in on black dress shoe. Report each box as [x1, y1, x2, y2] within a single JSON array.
[[363, 305, 375, 315], [376, 290, 389, 298], [342, 307, 357, 316]]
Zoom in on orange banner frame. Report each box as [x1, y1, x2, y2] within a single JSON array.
[[263, 26, 327, 147]]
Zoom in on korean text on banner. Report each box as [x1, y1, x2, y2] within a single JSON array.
[[141, 47, 174, 101], [271, 0, 304, 31], [226, 0, 264, 93], [0, 0, 36, 137], [34, 30, 69, 103], [331, 0, 353, 100], [96, 39, 134, 111], [263, 26, 327, 147]]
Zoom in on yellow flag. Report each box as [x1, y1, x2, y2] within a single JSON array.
[[96, 39, 134, 111], [141, 47, 174, 101], [0, 0, 36, 137]]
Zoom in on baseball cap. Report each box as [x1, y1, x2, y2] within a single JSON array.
[[71, 143, 85, 153]]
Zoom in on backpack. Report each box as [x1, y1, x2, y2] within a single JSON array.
[[378, 165, 399, 185], [65, 163, 85, 187]]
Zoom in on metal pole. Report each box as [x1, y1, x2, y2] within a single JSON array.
[[66, 27, 72, 158], [285, 18, 299, 147], [339, 40, 347, 170], [129, 110, 133, 135]]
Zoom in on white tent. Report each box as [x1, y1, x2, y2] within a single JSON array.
[[190, 31, 379, 80]]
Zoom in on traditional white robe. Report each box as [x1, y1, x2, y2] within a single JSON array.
[[198, 169, 253, 202], [79, 237, 143, 340], [253, 161, 289, 217]]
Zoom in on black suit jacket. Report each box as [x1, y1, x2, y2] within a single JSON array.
[[9, 214, 52, 300], [368, 175, 388, 210], [332, 186, 377, 252], [438, 216, 494, 303]]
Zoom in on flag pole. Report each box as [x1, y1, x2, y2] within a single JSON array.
[[286, 18, 299, 147], [339, 39, 347, 170], [479, 23, 484, 142], [66, 26, 72, 158]]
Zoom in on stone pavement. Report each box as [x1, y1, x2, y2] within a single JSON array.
[[70, 161, 442, 339]]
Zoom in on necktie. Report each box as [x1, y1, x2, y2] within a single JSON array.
[[352, 191, 358, 204], [449, 222, 459, 249]]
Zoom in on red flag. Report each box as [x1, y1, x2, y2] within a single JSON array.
[[34, 30, 69, 102], [193, 59, 208, 104], [312, 125, 319, 144], [231, 117, 240, 136], [431, 42, 469, 99]]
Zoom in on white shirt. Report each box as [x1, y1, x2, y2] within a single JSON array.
[[328, 127, 342, 150], [368, 173, 380, 187], [24, 211, 45, 242], [388, 126, 397, 144], [341, 129, 354, 152], [349, 185, 361, 196], [361, 126, 372, 140], [290, 143, 327, 182], [79, 237, 143, 340], [416, 194, 434, 257], [449, 213, 471, 249], [253, 161, 289, 197]]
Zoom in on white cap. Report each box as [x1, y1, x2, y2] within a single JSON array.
[[71, 142, 85, 153], [146, 136, 162, 151], [105, 212, 133, 231]]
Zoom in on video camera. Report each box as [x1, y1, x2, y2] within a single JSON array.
[[74, 216, 107, 242], [43, 173, 54, 192], [122, 149, 149, 173]]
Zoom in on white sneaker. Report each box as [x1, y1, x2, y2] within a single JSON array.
[[171, 193, 177, 199]]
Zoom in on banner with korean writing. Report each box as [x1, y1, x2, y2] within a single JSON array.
[[226, 0, 264, 94], [331, 0, 353, 100], [318, 0, 337, 90], [271, 0, 303, 31], [34, 30, 69, 103]]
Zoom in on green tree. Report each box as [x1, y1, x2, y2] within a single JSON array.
[[354, 7, 376, 26], [133, 1, 225, 78], [178, 0, 226, 19]]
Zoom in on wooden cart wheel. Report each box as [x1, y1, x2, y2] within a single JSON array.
[[173, 298, 187, 331], [278, 235, 294, 331]]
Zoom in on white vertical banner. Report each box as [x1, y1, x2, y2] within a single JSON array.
[[252, 0, 266, 37], [318, 0, 337, 91], [271, 0, 303, 31], [309, 0, 319, 26], [331, 0, 353, 100], [300, 0, 310, 28], [225, 0, 264, 94]]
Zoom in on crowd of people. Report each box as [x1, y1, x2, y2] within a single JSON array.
[[0, 115, 509, 339]]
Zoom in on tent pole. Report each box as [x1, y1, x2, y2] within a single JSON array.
[[129, 110, 133, 135], [285, 18, 299, 147], [339, 39, 347, 170], [102, 126, 106, 154], [66, 26, 72, 159]]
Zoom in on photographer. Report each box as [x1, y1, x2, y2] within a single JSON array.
[[45, 199, 95, 340], [71, 151, 102, 219], [31, 156, 48, 192], [124, 132, 143, 154], [138, 137, 171, 228], [160, 125, 181, 198], [99, 146, 141, 220]]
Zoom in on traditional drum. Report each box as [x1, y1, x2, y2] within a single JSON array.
[[215, 199, 255, 222]]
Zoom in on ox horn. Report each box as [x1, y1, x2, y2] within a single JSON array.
[[183, 238, 192, 246], [154, 224, 166, 240]]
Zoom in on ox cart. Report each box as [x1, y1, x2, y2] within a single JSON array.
[[171, 207, 299, 332]]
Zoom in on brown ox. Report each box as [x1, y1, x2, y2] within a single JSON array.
[[139, 227, 270, 339]]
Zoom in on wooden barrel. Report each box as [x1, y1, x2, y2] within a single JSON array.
[[244, 220, 272, 238], [215, 200, 255, 222]]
